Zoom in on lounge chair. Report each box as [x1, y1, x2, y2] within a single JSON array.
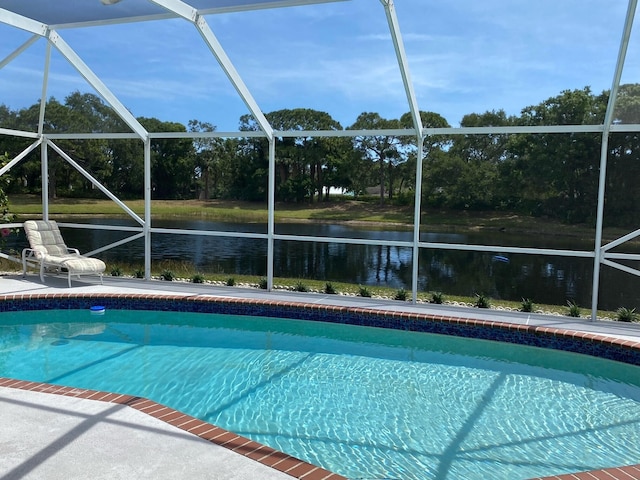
[[21, 220, 106, 287]]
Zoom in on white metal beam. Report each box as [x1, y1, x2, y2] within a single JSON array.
[[146, 0, 273, 139], [381, 0, 421, 132], [38, 42, 51, 136], [146, 0, 198, 22], [144, 140, 152, 280], [46, 30, 148, 140], [41, 140, 48, 219], [602, 227, 640, 252], [195, 17, 274, 140], [267, 138, 276, 290], [0, 128, 39, 139], [411, 134, 424, 303], [601, 258, 640, 278], [590, 0, 637, 320], [47, 139, 145, 225], [0, 35, 40, 71], [199, 0, 348, 15], [0, 8, 48, 35], [380, 0, 422, 304], [0, 139, 42, 177]]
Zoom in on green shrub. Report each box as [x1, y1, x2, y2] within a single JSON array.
[[359, 286, 371, 298], [615, 306, 637, 323], [161, 270, 174, 281], [324, 282, 337, 294], [430, 292, 444, 304], [192, 273, 205, 284], [258, 278, 268, 290], [475, 293, 491, 309], [226, 277, 236, 286], [520, 298, 534, 313], [110, 266, 122, 277], [134, 268, 145, 279], [394, 288, 408, 301], [566, 300, 581, 317], [294, 281, 308, 292]]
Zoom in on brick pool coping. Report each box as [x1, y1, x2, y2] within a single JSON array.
[[1, 292, 639, 479], [0, 377, 342, 480]]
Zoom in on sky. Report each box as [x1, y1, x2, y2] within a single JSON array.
[[0, 0, 638, 132]]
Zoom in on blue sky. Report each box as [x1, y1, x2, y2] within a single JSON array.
[[0, 0, 637, 131]]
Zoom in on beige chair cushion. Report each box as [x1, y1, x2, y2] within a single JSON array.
[[23, 220, 106, 275], [60, 257, 106, 274], [23, 220, 69, 258]]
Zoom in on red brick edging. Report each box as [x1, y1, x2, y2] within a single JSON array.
[[0, 377, 346, 480]]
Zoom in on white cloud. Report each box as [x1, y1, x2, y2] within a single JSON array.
[[0, 0, 636, 130]]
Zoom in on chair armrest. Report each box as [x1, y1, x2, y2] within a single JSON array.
[[22, 248, 39, 276], [22, 248, 38, 261], [67, 248, 80, 255]]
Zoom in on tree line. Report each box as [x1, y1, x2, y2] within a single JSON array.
[[0, 84, 639, 227]]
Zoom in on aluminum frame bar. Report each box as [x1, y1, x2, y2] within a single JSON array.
[[83, 233, 145, 259], [0, 34, 40, 70], [418, 242, 595, 258], [601, 258, 640, 278], [144, 140, 152, 280], [411, 134, 425, 303], [0, 8, 47, 35], [45, 133, 142, 140], [37, 42, 51, 136], [147, 0, 274, 140], [604, 252, 640, 261], [147, 0, 198, 22], [15, 126, 640, 141], [47, 139, 145, 225], [591, 0, 637, 320], [602, 227, 640, 252], [46, 30, 148, 140], [381, 0, 421, 132], [58, 223, 146, 257], [195, 16, 274, 140], [0, 139, 42, 176], [267, 138, 276, 290], [2, 1, 348, 30], [41, 139, 48, 219], [0, 128, 39, 139], [151, 227, 266, 239]]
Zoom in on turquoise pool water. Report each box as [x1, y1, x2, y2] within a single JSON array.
[[0, 309, 639, 479]]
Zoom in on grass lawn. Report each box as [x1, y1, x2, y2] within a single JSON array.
[[8, 194, 615, 239]]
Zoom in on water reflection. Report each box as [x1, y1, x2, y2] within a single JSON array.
[[7, 217, 640, 310]]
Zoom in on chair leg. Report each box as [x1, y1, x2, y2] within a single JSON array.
[[68, 272, 72, 288], [39, 262, 45, 283]]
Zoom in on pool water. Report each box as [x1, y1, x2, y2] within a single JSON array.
[[1, 309, 639, 480]]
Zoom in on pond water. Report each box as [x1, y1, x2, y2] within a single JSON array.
[[9, 217, 640, 311]]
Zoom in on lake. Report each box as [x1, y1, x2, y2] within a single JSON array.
[[11, 217, 640, 311]]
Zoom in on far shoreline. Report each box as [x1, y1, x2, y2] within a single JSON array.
[[8, 195, 631, 243]]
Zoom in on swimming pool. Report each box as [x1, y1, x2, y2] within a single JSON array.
[[0, 299, 639, 480]]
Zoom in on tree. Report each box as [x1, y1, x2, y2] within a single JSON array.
[[510, 87, 604, 222], [349, 113, 403, 204], [139, 117, 194, 199], [399, 110, 451, 200], [604, 83, 640, 226], [266, 108, 342, 203], [188, 119, 224, 200]]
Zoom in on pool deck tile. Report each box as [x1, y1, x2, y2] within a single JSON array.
[[0, 274, 639, 479]]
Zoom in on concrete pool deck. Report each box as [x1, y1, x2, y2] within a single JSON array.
[[0, 273, 639, 480]]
